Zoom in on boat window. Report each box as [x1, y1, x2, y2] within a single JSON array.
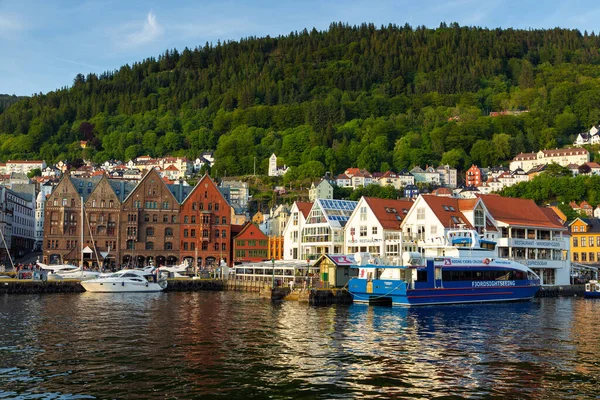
[[122, 273, 138, 278], [417, 271, 427, 281]]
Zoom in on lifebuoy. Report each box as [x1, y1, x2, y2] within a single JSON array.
[[483, 258, 491, 265]]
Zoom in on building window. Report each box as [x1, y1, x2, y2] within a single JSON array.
[[214, 243, 219, 251], [172, 215, 177, 223], [215, 230, 220, 238], [360, 226, 367, 237], [215, 203, 220, 211], [184, 229, 189, 238], [165, 228, 173, 237], [165, 242, 173, 250], [146, 242, 154, 250], [222, 243, 226, 251], [202, 242, 208, 250], [183, 242, 189, 250], [222, 230, 226, 238], [191, 216, 196, 223], [192, 202, 197, 210], [127, 240, 135, 250], [431, 226, 437, 235], [153, 214, 158, 222], [184, 216, 189, 223], [202, 230, 208, 237], [222, 217, 226, 224], [573, 238, 578, 247], [582, 237, 587, 247], [146, 227, 154, 236], [582, 252, 587, 262], [191, 242, 195, 250], [163, 215, 169, 223], [590, 237, 595, 247], [573, 252, 579, 261], [191, 229, 196, 238], [417, 208, 425, 220], [590, 252, 595, 262], [199, 202, 204, 210], [360, 207, 367, 221], [144, 214, 149, 222], [372, 227, 378, 235]]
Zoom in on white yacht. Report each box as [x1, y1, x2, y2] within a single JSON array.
[[158, 261, 190, 278], [37, 262, 100, 281], [81, 269, 167, 293]]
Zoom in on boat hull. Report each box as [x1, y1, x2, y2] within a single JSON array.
[[584, 291, 600, 299], [81, 280, 165, 293], [349, 279, 540, 306]]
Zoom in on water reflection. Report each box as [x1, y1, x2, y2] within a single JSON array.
[[1, 294, 599, 399]]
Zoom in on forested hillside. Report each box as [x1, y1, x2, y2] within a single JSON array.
[[1, 22, 600, 180], [0, 95, 26, 114]]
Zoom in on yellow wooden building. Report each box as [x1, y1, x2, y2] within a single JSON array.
[[569, 218, 600, 264]]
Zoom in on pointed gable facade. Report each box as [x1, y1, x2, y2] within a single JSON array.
[[180, 174, 232, 268], [119, 168, 181, 267], [283, 201, 313, 260], [83, 175, 122, 264], [233, 222, 269, 263], [344, 197, 415, 258], [42, 174, 85, 265]]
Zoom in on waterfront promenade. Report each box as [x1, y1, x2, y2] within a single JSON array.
[[0, 274, 586, 302]]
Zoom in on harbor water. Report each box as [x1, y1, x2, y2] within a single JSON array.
[[0, 292, 598, 399]]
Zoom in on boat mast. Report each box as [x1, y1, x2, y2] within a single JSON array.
[[0, 228, 15, 271], [81, 196, 84, 269]]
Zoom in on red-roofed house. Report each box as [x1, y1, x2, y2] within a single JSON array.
[[344, 197, 415, 257], [283, 201, 313, 260], [335, 173, 351, 187], [233, 222, 270, 263], [476, 195, 569, 285], [401, 195, 481, 247]]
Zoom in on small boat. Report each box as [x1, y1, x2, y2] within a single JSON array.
[[584, 280, 600, 298], [348, 229, 541, 306], [37, 262, 100, 281], [81, 269, 167, 293], [158, 261, 190, 278]]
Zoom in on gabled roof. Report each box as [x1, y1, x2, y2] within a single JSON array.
[[364, 197, 413, 229], [569, 218, 600, 233], [513, 152, 537, 161], [477, 195, 565, 229], [542, 148, 588, 156], [296, 201, 313, 218], [420, 195, 474, 229], [335, 174, 350, 180], [180, 174, 219, 205], [233, 222, 269, 240]]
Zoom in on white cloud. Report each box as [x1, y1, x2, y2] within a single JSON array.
[[122, 10, 163, 48]]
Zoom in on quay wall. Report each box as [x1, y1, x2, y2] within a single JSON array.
[[536, 285, 584, 298]]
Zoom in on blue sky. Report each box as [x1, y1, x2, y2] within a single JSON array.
[[1, 0, 599, 96]]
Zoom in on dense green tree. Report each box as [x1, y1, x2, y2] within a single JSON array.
[[0, 23, 599, 184]]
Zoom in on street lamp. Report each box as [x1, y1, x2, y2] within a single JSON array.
[[271, 258, 275, 289]]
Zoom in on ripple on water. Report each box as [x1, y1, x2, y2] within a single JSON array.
[[1, 294, 599, 398]]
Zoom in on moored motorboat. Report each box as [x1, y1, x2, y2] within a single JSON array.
[[348, 229, 541, 306], [37, 262, 100, 280], [81, 269, 167, 293], [584, 280, 600, 298]]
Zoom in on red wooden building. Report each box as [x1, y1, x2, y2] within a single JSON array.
[[233, 222, 270, 263], [180, 174, 231, 269]]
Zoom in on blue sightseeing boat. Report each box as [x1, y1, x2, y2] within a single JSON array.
[[584, 281, 600, 298], [348, 229, 541, 306]]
